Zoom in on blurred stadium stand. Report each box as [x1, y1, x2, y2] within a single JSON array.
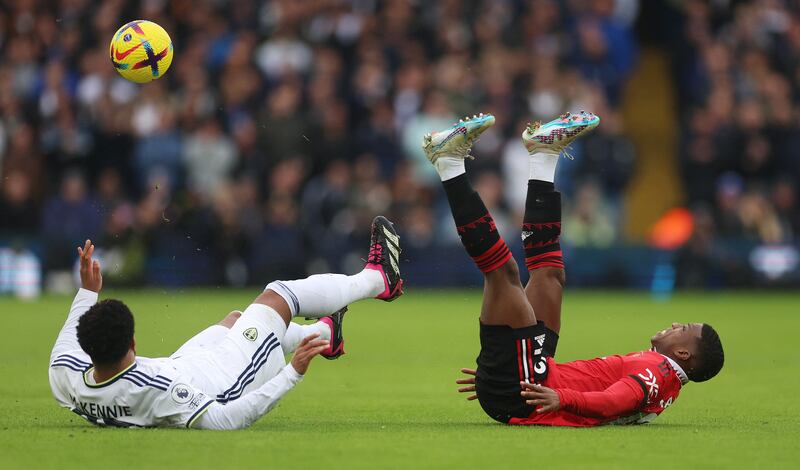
[[0, 0, 798, 296]]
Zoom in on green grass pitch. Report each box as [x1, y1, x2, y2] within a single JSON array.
[[0, 289, 798, 469]]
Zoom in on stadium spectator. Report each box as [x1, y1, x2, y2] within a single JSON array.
[[41, 172, 103, 270], [183, 117, 237, 200], [0, 170, 39, 237], [0, 0, 797, 291], [562, 181, 617, 248]]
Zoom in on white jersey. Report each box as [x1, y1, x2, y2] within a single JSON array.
[[49, 289, 300, 430], [49, 352, 214, 428]]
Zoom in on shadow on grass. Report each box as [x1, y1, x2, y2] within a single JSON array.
[[16, 418, 727, 433], [22, 420, 503, 432]]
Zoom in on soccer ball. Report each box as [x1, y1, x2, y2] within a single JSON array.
[[109, 20, 174, 84]]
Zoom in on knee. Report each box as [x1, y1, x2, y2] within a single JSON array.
[[218, 310, 242, 328], [253, 289, 293, 324]]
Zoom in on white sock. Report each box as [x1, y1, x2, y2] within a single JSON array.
[[266, 269, 384, 318], [281, 322, 331, 354], [530, 151, 559, 182], [434, 156, 466, 181]]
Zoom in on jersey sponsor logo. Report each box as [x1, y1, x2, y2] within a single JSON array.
[[171, 383, 194, 404], [534, 334, 546, 347], [637, 368, 660, 401], [243, 327, 258, 342]]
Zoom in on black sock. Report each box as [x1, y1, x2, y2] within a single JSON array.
[[522, 179, 563, 271], [443, 174, 511, 273], [528, 180, 555, 194]]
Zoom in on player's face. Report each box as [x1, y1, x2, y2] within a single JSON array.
[[650, 322, 703, 350]]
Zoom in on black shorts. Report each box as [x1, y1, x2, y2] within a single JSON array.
[[475, 321, 559, 424]]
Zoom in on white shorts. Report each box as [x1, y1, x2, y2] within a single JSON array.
[[169, 304, 288, 403]]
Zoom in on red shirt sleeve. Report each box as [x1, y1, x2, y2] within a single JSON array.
[[556, 375, 647, 420]]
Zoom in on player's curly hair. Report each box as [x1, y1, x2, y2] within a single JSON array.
[[77, 299, 135, 366], [688, 324, 724, 382]]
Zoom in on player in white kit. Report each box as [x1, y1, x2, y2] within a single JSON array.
[[49, 216, 404, 429]]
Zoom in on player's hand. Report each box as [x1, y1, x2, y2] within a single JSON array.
[[520, 382, 560, 413], [456, 368, 478, 401], [77, 239, 103, 293], [290, 333, 330, 375]]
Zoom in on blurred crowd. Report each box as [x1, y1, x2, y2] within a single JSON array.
[[0, 0, 797, 292], [668, 0, 800, 285]]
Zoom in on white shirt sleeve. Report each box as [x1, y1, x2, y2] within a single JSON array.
[[149, 380, 216, 428], [50, 288, 98, 364], [192, 364, 304, 430]]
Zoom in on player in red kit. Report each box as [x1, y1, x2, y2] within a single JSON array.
[[422, 111, 725, 427]]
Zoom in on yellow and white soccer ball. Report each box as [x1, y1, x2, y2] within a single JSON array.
[[109, 20, 174, 84]]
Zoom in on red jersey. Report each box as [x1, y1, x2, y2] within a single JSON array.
[[509, 350, 687, 427]]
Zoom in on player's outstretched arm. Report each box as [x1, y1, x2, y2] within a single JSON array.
[[50, 240, 103, 363], [192, 334, 329, 430], [521, 379, 645, 419]]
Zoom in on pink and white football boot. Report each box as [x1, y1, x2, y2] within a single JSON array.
[[319, 307, 347, 360]]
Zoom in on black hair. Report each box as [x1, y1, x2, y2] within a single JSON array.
[[77, 299, 135, 366], [688, 324, 724, 382]]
